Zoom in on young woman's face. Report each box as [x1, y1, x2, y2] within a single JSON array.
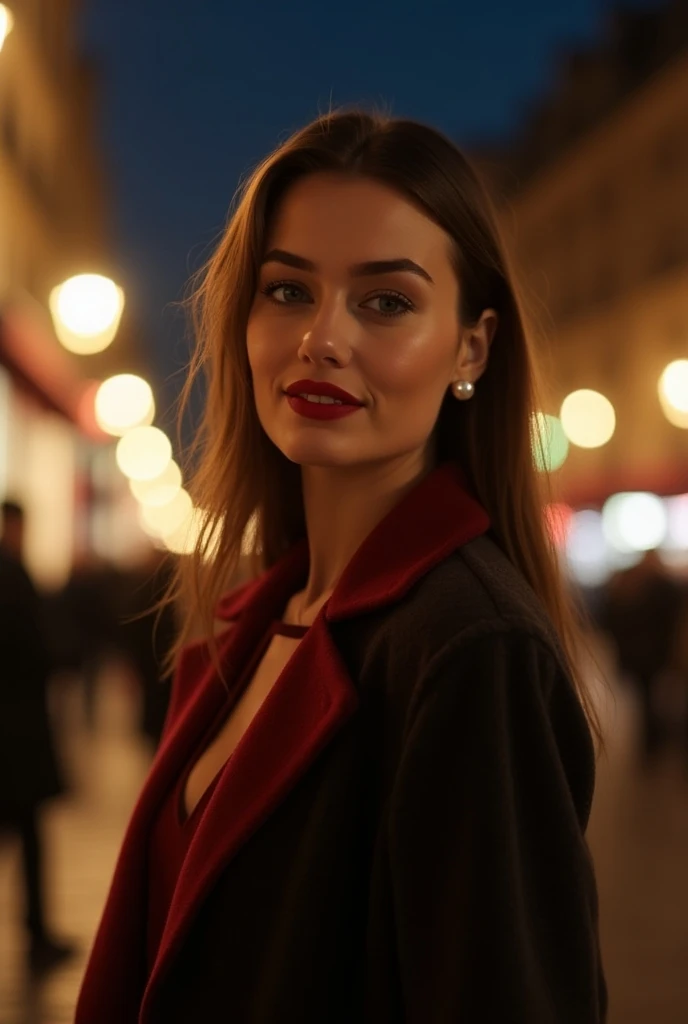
[[247, 172, 475, 472]]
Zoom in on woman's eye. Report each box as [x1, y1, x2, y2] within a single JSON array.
[[361, 293, 414, 317], [262, 282, 310, 304]]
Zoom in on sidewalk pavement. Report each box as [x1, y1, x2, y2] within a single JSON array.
[[0, 663, 152, 1024]]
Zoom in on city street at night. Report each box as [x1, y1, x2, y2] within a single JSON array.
[[2, 1, 688, 1021]]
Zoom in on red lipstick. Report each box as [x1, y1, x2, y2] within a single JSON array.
[[284, 379, 364, 421]]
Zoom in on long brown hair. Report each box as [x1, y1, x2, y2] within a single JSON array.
[[168, 109, 601, 745]]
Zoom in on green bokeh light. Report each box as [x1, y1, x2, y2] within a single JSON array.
[[532, 413, 570, 472]]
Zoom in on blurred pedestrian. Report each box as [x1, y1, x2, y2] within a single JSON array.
[[61, 554, 120, 729], [600, 548, 683, 764], [0, 500, 76, 972], [77, 111, 606, 1022], [118, 550, 177, 747]]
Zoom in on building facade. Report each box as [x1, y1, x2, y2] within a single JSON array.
[[487, 1, 688, 508], [0, 0, 147, 588]]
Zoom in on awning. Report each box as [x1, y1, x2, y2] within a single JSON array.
[[560, 460, 688, 507], [0, 300, 106, 441]]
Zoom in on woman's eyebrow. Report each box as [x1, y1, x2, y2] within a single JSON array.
[[351, 258, 434, 284], [262, 249, 434, 285], [262, 249, 315, 272]]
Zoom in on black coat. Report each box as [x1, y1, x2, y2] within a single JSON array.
[[0, 550, 64, 812], [77, 464, 606, 1023]]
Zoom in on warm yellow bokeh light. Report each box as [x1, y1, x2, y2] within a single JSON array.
[[163, 507, 222, 559], [162, 509, 201, 556], [659, 361, 688, 427], [660, 403, 688, 430], [130, 460, 182, 507], [49, 274, 125, 354], [115, 426, 172, 481], [0, 5, 14, 51], [94, 374, 155, 437], [560, 389, 616, 449], [161, 528, 192, 555], [139, 489, 193, 537]]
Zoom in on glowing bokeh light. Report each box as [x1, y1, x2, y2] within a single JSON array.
[[139, 489, 193, 537], [660, 402, 688, 430], [565, 509, 611, 587], [659, 361, 688, 428], [602, 492, 667, 553], [241, 512, 258, 556], [161, 522, 197, 556], [49, 274, 124, 354], [115, 426, 171, 481], [545, 503, 574, 548], [0, 5, 14, 51], [560, 390, 616, 449], [162, 507, 222, 559], [532, 413, 570, 472], [130, 460, 182, 508], [664, 493, 688, 550], [95, 374, 155, 437], [659, 360, 688, 413]]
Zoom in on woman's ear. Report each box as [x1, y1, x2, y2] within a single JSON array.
[[453, 309, 498, 384]]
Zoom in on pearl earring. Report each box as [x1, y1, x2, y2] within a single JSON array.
[[451, 380, 475, 400]]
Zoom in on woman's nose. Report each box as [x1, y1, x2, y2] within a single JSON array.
[[297, 302, 353, 367]]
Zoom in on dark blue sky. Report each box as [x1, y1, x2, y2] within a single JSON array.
[[80, 0, 658, 429]]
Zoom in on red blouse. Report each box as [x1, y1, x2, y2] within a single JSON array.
[[146, 619, 308, 970]]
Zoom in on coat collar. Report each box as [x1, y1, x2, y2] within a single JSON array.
[[327, 461, 490, 619], [77, 461, 489, 1024], [217, 461, 490, 625]]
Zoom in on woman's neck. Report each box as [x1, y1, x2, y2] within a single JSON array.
[[297, 451, 433, 612]]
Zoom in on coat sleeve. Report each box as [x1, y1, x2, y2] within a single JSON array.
[[387, 629, 607, 1024]]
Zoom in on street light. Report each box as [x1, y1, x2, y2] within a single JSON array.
[[0, 5, 14, 53], [49, 274, 125, 355]]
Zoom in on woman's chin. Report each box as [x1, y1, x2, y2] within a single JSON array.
[[278, 437, 364, 469]]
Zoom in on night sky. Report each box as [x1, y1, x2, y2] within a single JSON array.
[[79, 0, 660, 434]]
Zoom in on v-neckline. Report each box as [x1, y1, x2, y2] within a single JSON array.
[[176, 618, 310, 826]]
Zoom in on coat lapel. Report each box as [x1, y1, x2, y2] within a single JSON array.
[[75, 632, 237, 1024], [78, 545, 312, 1024], [141, 613, 358, 1016], [326, 461, 490, 620]]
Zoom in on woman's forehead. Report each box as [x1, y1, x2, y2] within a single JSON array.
[[265, 173, 455, 275]]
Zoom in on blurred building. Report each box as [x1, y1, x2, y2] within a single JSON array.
[[0, 1, 151, 588], [483, 0, 688, 509]]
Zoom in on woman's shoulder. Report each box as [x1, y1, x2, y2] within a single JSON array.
[[387, 532, 562, 660], [338, 533, 573, 725]]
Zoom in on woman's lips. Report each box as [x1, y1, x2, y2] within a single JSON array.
[[284, 379, 363, 405], [285, 395, 363, 420]]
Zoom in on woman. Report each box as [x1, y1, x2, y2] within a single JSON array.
[[77, 110, 607, 1023]]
